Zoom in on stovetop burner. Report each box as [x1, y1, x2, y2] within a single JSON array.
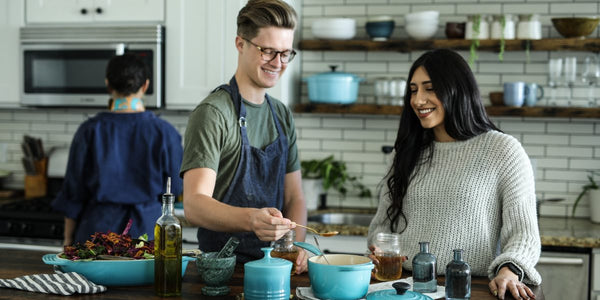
[[0, 196, 64, 239]]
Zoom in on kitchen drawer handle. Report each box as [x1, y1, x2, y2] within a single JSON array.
[[537, 257, 584, 265]]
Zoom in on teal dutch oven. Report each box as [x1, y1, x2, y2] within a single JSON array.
[[303, 65, 364, 104], [294, 241, 374, 300]]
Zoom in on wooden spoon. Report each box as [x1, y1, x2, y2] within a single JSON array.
[[293, 223, 339, 237]]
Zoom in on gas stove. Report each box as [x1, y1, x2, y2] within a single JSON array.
[[0, 196, 64, 240]]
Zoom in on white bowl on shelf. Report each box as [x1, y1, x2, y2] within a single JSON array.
[[405, 10, 440, 23], [406, 23, 439, 40], [312, 18, 356, 40]]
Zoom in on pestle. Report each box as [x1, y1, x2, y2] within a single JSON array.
[[216, 237, 240, 258]]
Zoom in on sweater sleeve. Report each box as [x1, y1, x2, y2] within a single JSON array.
[[487, 137, 542, 285], [367, 182, 394, 247]]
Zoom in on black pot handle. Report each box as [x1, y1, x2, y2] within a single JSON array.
[[329, 65, 338, 72]]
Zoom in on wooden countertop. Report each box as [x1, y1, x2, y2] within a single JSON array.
[[0, 249, 543, 300]]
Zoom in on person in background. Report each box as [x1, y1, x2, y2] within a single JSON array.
[[52, 53, 183, 245], [180, 0, 307, 272], [367, 49, 541, 300]]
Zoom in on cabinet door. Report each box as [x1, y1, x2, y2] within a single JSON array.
[[25, 0, 164, 24], [536, 251, 589, 300], [93, 0, 164, 23], [26, 0, 94, 23], [165, 0, 243, 110], [0, 0, 24, 107]]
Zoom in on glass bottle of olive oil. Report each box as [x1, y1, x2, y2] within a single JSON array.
[[154, 177, 182, 297]]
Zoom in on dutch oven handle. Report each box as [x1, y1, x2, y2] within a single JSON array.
[[329, 65, 338, 72]]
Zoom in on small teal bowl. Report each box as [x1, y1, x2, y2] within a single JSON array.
[[366, 20, 395, 41], [43, 254, 194, 286]]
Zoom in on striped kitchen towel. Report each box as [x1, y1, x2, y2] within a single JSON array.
[[0, 272, 107, 295]]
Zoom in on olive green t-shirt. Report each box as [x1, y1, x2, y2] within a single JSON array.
[[180, 89, 300, 201]]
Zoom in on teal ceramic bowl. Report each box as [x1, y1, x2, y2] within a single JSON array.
[[42, 254, 194, 286]]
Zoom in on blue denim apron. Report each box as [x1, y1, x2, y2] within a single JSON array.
[[196, 76, 288, 262]]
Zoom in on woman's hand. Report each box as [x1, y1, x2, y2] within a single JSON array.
[[294, 249, 308, 274], [489, 266, 535, 300], [368, 245, 380, 279]]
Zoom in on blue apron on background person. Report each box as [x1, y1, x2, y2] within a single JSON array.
[[196, 76, 288, 263]]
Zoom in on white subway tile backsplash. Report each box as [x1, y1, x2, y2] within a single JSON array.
[[31, 123, 67, 132], [366, 5, 410, 15], [0, 122, 30, 131], [479, 63, 525, 74], [14, 112, 48, 122], [456, 3, 502, 14], [550, 3, 599, 14], [302, 128, 343, 139], [547, 146, 593, 158], [343, 129, 386, 141], [570, 158, 600, 170], [324, 52, 366, 61], [499, 121, 546, 133], [502, 3, 549, 14], [536, 180, 569, 192], [322, 140, 364, 151], [536, 158, 569, 168], [571, 135, 600, 146], [302, 5, 323, 16], [547, 122, 594, 134], [324, 5, 366, 16], [346, 62, 389, 73], [523, 134, 569, 145], [365, 119, 399, 129], [323, 117, 365, 128], [297, 139, 321, 150], [342, 151, 385, 163]]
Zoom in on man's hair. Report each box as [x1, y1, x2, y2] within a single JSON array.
[[105, 53, 149, 95], [237, 0, 297, 39]]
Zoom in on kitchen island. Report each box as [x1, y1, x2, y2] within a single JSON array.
[[0, 249, 543, 300]]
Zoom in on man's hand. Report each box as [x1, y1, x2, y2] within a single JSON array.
[[249, 207, 293, 241]]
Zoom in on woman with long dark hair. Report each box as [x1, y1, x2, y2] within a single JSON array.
[[367, 49, 540, 299]]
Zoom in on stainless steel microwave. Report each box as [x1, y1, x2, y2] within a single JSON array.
[[20, 25, 164, 108]]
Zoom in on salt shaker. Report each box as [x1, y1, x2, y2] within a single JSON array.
[[412, 241, 437, 293], [445, 249, 471, 300]]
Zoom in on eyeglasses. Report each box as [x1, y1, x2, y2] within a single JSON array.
[[242, 37, 296, 64]]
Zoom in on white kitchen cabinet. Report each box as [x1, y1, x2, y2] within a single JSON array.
[[25, 0, 164, 24], [164, 0, 301, 110], [0, 0, 23, 107]]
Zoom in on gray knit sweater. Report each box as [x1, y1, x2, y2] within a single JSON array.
[[368, 130, 542, 285]]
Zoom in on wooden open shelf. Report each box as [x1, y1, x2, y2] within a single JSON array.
[[294, 103, 600, 118], [298, 38, 600, 53]]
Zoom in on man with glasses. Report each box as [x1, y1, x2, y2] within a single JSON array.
[[180, 0, 307, 272]]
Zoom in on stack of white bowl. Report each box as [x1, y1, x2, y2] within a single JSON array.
[[404, 11, 440, 40], [312, 18, 356, 40]]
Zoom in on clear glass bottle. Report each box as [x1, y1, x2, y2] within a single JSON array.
[[374, 232, 405, 281], [270, 230, 299, 274], [412, 241, 437, 293], [445, 249, 471, 300], [154, 177, 182, 297]]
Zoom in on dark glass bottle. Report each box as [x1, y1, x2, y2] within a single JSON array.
[[154, 178, 182, 297], [412, 241, 437, 293], [445, 249, 471, 300]]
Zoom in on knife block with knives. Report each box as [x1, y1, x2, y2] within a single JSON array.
[[22, 135, 48, 199]]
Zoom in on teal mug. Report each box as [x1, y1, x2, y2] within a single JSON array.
[[525, 83, 544, 107]]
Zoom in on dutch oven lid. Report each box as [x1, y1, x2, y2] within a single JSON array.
[[244, 247, 292, 269], [307, 65, 362, 81], [366, 282, 433, 300]]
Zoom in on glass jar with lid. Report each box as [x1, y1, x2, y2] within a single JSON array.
[[270, 230, 299, 274], [373, 232, 407, 281]]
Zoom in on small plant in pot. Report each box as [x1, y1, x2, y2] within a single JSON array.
[[301, 155, 372, 210], [572, 170, 600, 221]]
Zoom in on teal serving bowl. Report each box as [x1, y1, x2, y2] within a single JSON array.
[[42, 254, 194, 286]]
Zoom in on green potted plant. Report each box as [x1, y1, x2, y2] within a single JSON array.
[[301, 155, 372, 210], [572, 170, 600, 222]]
